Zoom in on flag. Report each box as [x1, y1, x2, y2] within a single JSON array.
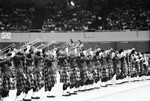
[[1, 32, 11, 40]]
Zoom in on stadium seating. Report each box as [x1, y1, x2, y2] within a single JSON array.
[[0, 0, 150, 32], [0, 2, 35, 32], [42, 0, 150, 32]]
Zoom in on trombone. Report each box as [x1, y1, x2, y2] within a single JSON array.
[[51, 41, 70, 51], [27, 38, 40, 45], [1, 43, 16, 59], [36, 41, 56, 50], [1, 43, 15, 53], [21, 38, 40, 50]]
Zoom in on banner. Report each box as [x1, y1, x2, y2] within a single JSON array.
[[1, 32, 11, 40]]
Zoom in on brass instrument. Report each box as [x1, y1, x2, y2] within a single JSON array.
[[21, 38, 40, 50], [51, 41, 70, 51], [1, 43, 15, 53], [36, 41, 56, 50]]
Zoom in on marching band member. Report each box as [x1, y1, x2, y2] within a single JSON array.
[[115, 50, 124, 84], [110, 51, 118, 85], [13, 50, 31, 101], [105, 49, 115, 85], [100, 50, 109, 87], [122, 50, 131, 83], [126, 49, 134, 82], [23, 50, 35, 101], [125, 49, 132, 83], [118, 50, 129, 83], [77, 51, 89, 91], [0, 55, 4, 101], [68, 53, 81, 95], [43, 52, 56, 98], [144, 53, 150, 76], [146, 53, 150, 76], [0, 40, 150, 100], [147, 53, 150, 76], [130, 48, 138, 82], [0, 57, 2, 101], [31, 50, 44, 99], [140, 53, 149, 80], [84, 50, 95, 90], [57, 50, 71, 96], [133, 53, 141, 81], [0, 55, 15, 101], [92, 49, 101, 89]]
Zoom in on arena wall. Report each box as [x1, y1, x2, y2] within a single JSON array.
[[0, 31, 150, 52]]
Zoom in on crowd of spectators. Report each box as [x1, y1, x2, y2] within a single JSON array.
[[0, 0, 150, 32], [42, 0, 150, 32], [42, 0, 103, 32], [101, 0, 150, 31], [0, 2, 35, 32]]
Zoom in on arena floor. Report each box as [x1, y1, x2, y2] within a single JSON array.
[[5, 76, 150, 101]]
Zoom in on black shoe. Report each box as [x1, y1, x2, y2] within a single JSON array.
[[74, 90, 78, 93], [23, 98, 31, 101], [69, 92, 77, 95], [89, 88, 95, 90], [85, 88, 91, 91], [67, 91, 77, 94], [62, 93, 71, 97], [31, 96, 40, 99], [78, 89, 86, 92], [107, 83, 113, 86], [94, 87, 100, 89], [47, 95, 56, 98], [101, 85, 108, 87], [115, 82, 121, 85]]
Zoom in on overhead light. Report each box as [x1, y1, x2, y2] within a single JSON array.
[[70, 1, 75, 6]]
